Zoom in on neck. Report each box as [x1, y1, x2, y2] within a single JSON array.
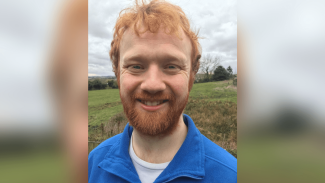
[[131, 115, 188, 164]]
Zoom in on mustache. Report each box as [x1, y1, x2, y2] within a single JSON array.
[[131, 91, 175, 101]]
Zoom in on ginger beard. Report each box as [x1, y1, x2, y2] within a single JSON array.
[[119, 72, 194, 136], [120, 90, 189, 136]]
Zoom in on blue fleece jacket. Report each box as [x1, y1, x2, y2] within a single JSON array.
[[88, 114, 237, 183]]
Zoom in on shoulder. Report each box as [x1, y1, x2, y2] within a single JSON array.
[[88, 133, 122, 165], [201, 134, 237, 173], [88, 134, 124, 180]]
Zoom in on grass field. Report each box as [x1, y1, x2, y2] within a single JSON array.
[[88, 89, 122, 127], [189, 81, 237, 103], [0, 151, 67, 183], [88, 80, 237, 156]]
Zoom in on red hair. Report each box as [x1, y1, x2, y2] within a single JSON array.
[[109, 0, 201, 87]]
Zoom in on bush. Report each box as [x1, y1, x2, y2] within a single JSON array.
[[111, 81, 118, 89], [213, 66, 230, 81], [108, 79, 118, 89], [195, 75, 213, 83], [88, 82, 93, 90], [88, 79, 107, 90], [107, 80, 114, 87], [233, 78, 237, 86]]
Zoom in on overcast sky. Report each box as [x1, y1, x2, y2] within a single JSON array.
[[88, 0, 237, 76], [239, 0, 325, 123]]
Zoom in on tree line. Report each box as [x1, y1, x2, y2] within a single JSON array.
[[88, 79, 118, 90], [195, 54, 236, 84]]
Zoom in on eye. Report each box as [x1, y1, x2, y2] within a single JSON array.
[[128, 65, 143, 70], [165, 64, 181, 74], [166, 65, 180, 70], [168, 65, 177, 69], [132, 65, 141, 69], [127, 65, 144, 73]]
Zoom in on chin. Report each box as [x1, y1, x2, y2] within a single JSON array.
[[121, 92, 189, 136]]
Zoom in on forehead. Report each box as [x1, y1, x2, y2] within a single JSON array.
[[119, 26, 192, 63]]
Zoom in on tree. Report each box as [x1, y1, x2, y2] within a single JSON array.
[[107, 80, 114, 88], [88, 81, 94, 90], [227, 66, 232, 77], [92, 79, 101, 90], [107, 79, 118, 89], [199, 54, 222, 82], [227, 66, 233, 78], [91, 79, 106, 90], [213, 66, 230, 81], [111, 81, 118, 89]]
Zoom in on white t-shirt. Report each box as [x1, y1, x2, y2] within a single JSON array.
[[129, 135, 170, 183]]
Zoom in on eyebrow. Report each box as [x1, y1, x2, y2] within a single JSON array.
[[123, 52, 186, 64]]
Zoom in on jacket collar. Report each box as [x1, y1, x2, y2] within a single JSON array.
[[98, 114, 205, 182]]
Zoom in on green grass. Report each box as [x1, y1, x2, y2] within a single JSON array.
[[0, 151, 68, 183], [239, 137, 325, 182], [88, 89, 123, 127], [190, 80, 237, 103], [89, 105, 124, 127], [88, 88, 121, 108]]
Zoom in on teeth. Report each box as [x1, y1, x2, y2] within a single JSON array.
[[143, 101, 163, 106]]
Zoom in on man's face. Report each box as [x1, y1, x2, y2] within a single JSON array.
[[119, 26, 192, 136]]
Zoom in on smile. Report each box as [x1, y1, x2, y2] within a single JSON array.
[[137, 99, 169, 111], [137, 99, 169, 106]]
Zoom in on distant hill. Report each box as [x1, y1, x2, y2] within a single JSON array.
[[88, 76, 116, 84]]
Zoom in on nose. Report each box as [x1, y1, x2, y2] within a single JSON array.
[[140, 64, 166, 94]]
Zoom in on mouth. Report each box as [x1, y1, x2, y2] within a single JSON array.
[[137, 99, 169, 106]]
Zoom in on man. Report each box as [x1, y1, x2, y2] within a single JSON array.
[[88, 0, 237, 182]]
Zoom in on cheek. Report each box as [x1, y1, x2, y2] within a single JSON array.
[[120, 74, 140, 95], [168, 75, 189, 96]]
